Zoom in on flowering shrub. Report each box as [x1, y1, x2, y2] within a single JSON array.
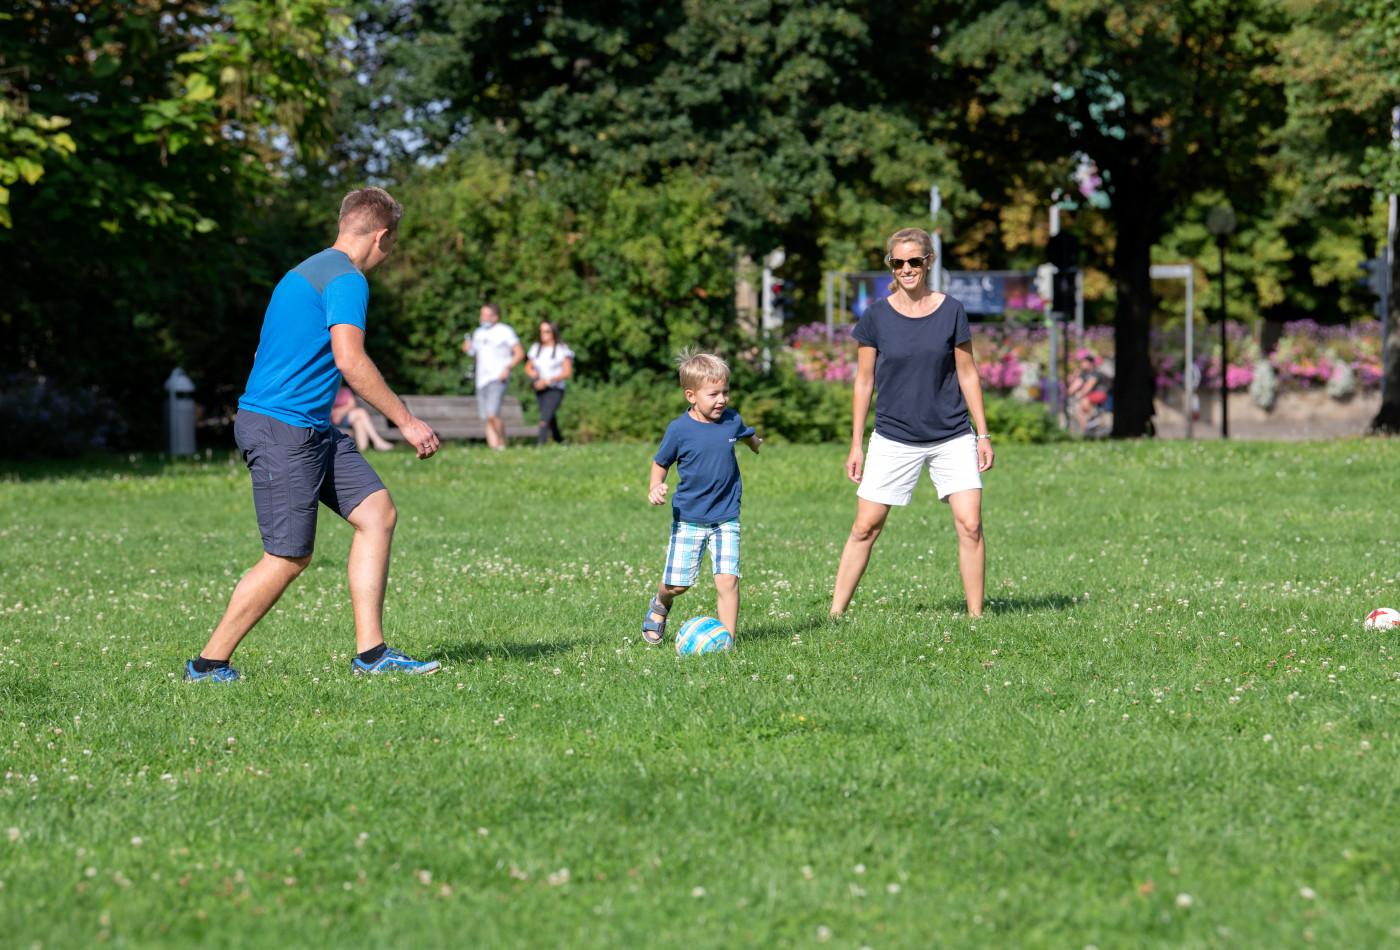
[[1271, 319, 1382, 390], [787, 319, 1382, 402], [790, 323, 858, 383], [1152, 322, 1261, 391]]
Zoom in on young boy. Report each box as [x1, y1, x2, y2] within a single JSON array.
[[643, 352, 762, 644]]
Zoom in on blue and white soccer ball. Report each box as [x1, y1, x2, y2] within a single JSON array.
[[675, 616, 734, 655]]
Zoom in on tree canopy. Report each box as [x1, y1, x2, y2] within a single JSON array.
[[1, 0, 348, 437], [4, 0, 1399, 446]]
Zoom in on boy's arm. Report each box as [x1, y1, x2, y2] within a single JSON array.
[[735, 420, 761, 453], [648, 461, 671, 505]]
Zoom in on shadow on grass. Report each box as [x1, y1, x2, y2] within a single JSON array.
[[431, 639, 583, 663], [906, 594, 1079, 615], [738, 614, 832, 642], [0, 450, 241, 483]]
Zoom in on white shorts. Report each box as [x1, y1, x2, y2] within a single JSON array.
[[857, 431, 982, 506]]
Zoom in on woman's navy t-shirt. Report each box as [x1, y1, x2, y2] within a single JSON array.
[[852, 295, 973, 445]]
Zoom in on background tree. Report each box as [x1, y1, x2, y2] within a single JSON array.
[[940, 0, 1289, 436], [1267, 0, 1400, 431], [336, 0, 963, 327], [0, 0, 348, 441], [370, 155, 738, 389]]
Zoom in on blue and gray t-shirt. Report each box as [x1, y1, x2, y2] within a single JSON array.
[[853, 295, 973, 444], [654, 408, 754, 524], [239, 248, 369, 430]]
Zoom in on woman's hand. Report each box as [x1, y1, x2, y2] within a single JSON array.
[[845, 445, 864, 483], [976, 437, 995, 472]]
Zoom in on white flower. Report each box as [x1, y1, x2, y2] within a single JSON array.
[[1175, 893, 1194, 908]]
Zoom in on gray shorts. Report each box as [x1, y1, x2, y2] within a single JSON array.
[[234, 410, 387, 558], [477, 379, 506, 419]]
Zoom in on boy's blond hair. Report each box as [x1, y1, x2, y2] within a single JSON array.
[[676, 350, 729, 391]]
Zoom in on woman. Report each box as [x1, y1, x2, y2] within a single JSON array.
[[330, 385, 394, 452], [830, 227, 995, 618], [523, 320, 574, 444]]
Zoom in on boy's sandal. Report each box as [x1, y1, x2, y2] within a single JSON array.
[[642, 595, 669, 645]]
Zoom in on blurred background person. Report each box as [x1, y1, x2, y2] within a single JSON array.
[[462, 302, 524, 450], [331, 385, 394, 452], [524, 320, 574, 444]]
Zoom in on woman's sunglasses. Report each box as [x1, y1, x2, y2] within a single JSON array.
[[887, 255, 928, 270]]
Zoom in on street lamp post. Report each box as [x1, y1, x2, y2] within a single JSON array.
[[1206, 205, 1237, 439]]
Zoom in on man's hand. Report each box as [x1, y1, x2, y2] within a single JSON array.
[[399, 417, 440, 460], [747, 434, 763, 454], [648, 482, 669, 505]]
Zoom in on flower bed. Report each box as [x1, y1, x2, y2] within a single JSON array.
[[789, 320, 1384, 404], [790, 322, 858, 383]]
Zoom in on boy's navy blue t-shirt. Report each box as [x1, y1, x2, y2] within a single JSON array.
[[654, 408, 753, 523], [852, 295, 973, 444]]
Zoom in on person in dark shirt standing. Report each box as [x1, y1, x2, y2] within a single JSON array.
[[830, 227, 994, 618]]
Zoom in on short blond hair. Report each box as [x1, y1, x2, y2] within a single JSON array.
[[338, 186, 403, 235], [676, 350, 729, 391]]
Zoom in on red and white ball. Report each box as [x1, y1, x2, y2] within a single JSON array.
[[1364, 607, 1400, 631]]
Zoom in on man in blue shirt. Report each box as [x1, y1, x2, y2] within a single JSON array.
[[185, 187, 442, 682]]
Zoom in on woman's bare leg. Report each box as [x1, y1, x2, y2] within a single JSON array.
[[830, 499, 892, 616], [947, 489, 985, 617]]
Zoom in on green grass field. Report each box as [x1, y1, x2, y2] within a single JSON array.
[[2, 439, 1398, 947]]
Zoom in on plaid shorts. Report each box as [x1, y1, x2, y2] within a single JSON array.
[[663, 519, 741, 587]]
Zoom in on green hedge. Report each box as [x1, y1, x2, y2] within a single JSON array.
[[538, 358, 1063, 445]]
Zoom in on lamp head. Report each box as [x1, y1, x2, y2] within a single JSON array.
[[1206, 205, 1237, 238]]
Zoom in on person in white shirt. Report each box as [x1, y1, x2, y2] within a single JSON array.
[[524, 320, 575, 444], [462, 302, 524, 449]]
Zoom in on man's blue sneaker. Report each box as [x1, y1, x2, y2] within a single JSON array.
[[351, 647, 440, 676], [183, 659, 241, 683]]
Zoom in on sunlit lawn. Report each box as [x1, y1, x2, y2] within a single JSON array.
[[2, 438, 1398, 947]]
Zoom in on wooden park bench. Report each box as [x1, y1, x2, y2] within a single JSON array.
[[349, 395, 537, 442]]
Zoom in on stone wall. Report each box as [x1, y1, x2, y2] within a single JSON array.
[[1153, 388, 1381, 440]]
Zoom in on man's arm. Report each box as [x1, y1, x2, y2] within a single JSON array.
[[501, 342, 526, 382], [331, 324, 440, 459]]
